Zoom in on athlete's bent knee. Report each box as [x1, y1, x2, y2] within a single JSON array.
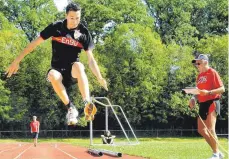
[[48, 70, 62, 82], [72, 62, 85, 78]]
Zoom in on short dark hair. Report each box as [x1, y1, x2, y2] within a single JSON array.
[[66, 3, 81, 14]]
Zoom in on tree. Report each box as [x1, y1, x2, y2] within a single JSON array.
[[0, 0, 227, 131], [146, 0, 199, 45], [96, 23, 169, 126], [1, 0, 58, 41], [75, 0, 153, 41], [159, 44, 197, 127], [191, 0, 228, 39], [0, 13, 28, 128], [145, 0, 228, 45]]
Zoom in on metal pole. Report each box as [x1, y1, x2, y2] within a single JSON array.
[[99, 149, 122, 157], [92, 97, 109, 131], [117, 105, 139, 142], [88, 149, 103, 156], [91, 97, 139, 145], [93, 98, 130, 142], [105, 106, 108, 131], [90, 120, 93, 145]]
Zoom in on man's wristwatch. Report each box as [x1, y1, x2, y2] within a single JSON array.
[[208, 90, 212, 95]]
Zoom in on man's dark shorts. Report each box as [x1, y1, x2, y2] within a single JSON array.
[[32, 132, 39, 139], [199, 99, 220, 120], [46, 64, 77, 88]]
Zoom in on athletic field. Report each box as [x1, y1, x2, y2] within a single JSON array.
[[0, 137, 228, 159]]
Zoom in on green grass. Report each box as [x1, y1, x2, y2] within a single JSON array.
[[0, 137, 228, 159]]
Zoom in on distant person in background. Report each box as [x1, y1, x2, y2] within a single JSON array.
[[30, 116, 40, 147], [101, 130, 116, 144], [6, 2, 108, 125], [189, 54, 225, 159]]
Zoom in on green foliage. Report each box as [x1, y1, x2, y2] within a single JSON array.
[[0, 0, 227, 130], [0, 80, 11, 122], [1, 0, 58, 41], [0, 13, 27, 123], [146, 0, 228, 45], [147, 0, 199, 45], [96, 23, 169, 125], [191, 0, 228, 38], [0, 13, 27, 68], [75, 0, 153, 41]]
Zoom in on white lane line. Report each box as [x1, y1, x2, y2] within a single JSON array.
[[0, 144, 27, 154], [13, 145, 33, 159], [55, 146, 79, 159]]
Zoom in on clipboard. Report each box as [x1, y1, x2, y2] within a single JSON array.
[[182, 87, 200, 95]]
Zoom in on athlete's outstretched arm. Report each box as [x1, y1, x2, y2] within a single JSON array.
[[85, 50, 108, 91], [6, 37, 44, 78]]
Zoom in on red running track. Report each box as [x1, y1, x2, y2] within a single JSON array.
[[0, 143, 147, 159]]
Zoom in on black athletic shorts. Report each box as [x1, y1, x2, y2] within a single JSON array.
[[46, 64, 77, 88], [32, 132, 39, 139], [199, 99, 220, 120]]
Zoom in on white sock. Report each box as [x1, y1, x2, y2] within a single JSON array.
[[213, 152, 219, 156]]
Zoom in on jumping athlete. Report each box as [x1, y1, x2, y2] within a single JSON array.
[[6, 3, 108, 125]]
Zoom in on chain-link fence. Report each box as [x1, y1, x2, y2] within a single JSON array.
[[0, 129, 228, 138]]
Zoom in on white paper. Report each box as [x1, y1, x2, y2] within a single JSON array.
[[182, 87, 200, 95]]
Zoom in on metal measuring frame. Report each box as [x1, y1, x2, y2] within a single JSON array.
[[89, 97, 139, 146]]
